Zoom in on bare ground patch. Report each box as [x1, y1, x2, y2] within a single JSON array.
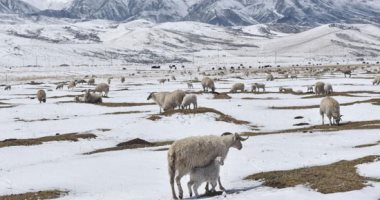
[[354, 141, 380, 148], [0, 190, 68, 200], [147, 107, 251, 125], [245, 156, 380, 194], [213, 93, 232, 99], [85, 138, 173, 155], [104, 111, 148, 115], [242, 97, 280, 100], [98, 102, 155, 107], [14, 117, 69, 123], [0, 133, 96, 148], [271, 98, 380, 110]]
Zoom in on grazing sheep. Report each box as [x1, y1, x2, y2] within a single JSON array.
[[94, 83, 110, 97], [158, 78, 167, 84], [181, 94, 197, 109], [230, 83, 245, 93], [290, 75, 297, 80], [67, 81, 76, 90], [36, 90, 46, 103], [187, 157, 224, 198], [168, 133, 248, 199], [342, 69, 352, 78], [56, 84, 64, 90], [320, 96, 342, 126], [315, 82, 325, 95], [162, 90, 186, 111], [83, 90, 102, 103], [147, 91, 170, 113], [251, 84, 257, 92], [187, 82, 193, 89], [373, 75, 380, 85], [324, 83, 333, 95], [77, 79, 87, 84], [279, 87, 293, 93], [253, 83, 265, 92], [107, 77, 113, 84], [4, 85, 11, 91], [266, 73, 274, 81], [201, 77, 215, 93], [121, 76, 125, 83], [88, 78, 95, 85], [307, 85, 314, 93]]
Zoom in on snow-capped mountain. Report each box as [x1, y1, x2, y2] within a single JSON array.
[[22, 0, 73, 10], [0, 0, 39, 14]]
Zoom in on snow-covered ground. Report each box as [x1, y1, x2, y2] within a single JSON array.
[[1, 64, 380, 199]]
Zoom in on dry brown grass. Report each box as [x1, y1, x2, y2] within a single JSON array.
[[354, 141, 380, 148], [14, 117, 68, 123], [49, 94, 78, 99], [104, 111, 148, 115], [98, 102, 155, 107], [0, 133, 96, 148], [0, 190, 68, 200], [245, 156, 380, 194], [85, 138, 173, 154], [213, 93, 232, 99], [271, 98, 380, 110], [147, 107, 250, 125], [242, 97, 280, 100]]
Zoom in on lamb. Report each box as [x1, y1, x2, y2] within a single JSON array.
[[187, 157, 224, 198], [36, 89, 46, 103], [67, 81, 76, 90], [158, 78, 167, 84], [187, 82, 193, 89], [56, 84, 64, 90], [107, 77, 113, 84], [168, 133, 248, 199], [162, 90, 186, 111], [147, 91, 170, 113], [324, 83, 333, 95], [307, 85, 314, 93], [253, 83, 265, 92], [320, 96, 342, 126], [279, 86, 293, 93], [266, 73, 274, 81], [229, 83, 245, 93], [373, 75, 380, 85], [94, 83, 110, 97], [121, 76, 125, 83], [315, 81, 325, 95], [4, 85, 11, 91], [88, 78, 95, 85], [181, 94, 197, 109], [201, 77, 215, 93]]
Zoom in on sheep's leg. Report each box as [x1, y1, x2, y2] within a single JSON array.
[[187, 181, 193, 197], [328, 116, 332, 126], [210, 181, 217, 192], [193, 182, 201, 198], [218, 177, 225, 191], [205, 182, 210, 193], [175, 173, 185, 199], [321, 114, 324, 125]]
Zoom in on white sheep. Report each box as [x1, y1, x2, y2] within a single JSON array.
[[279, 86, 293, 93], [181, 94, 197, 109], [253, 83, 265, 92], [230, 83, 245, 93], [36, 89, 46, 103], [67, 81, 76, 90], [315, 81, 325, 95], [147, 92, 170, 113], [187, 157, 224, 198], [373, 75, 380, 85], [251, 84, 257, 92], [168, 133, 248, 199], [94, 83, 110, 97], [266, 73, 274, 81], [320, 96, 342, 126], [107, 77, 113, 84], [162, 90, 186, 111], [324, 83, 333, 95], [56, 83, 64, 90], [187, 82, 193, 89], [88, 78, 95, 85], [83, 90, 102, 103], [201, 77, 215, 93], [307, 85, 314, 93]]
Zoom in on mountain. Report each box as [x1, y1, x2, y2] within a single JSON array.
[[22, 0, 73, 10], [0, 0, 39, 14], [31, 0, 380, 26]]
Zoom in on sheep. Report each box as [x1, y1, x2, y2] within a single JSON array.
[[4, 85, 11, 91], [121, 76, 125, 83], [88, 78, 95, 85], [107, 77, 113, 84], [77, 79, 87, 84], [290, 75, 297, 80], [324, 83, 333, 95], [266, 73, 274, 81], [315, 82, 325, 95], [147, 91, 170, 113], [342, 69, 352, 78], [253, 83, 265, 92], [94, 83, 110, 97], [171, 75, 176, 81], [168, 133, 248, 199], [320, 96, 342, 126], [181, 94, 197, 109], [307, 85, 314, 93], [251, 84, 257, 92], [36, 89, 46, 103], [229, 83, 245, 93], [279, 86, 293, 93], [83, 90, 102, 103], [201, 77, 215, 93], [162, 90, 186, 111], [187, 82, 193, 89], [158, 78, 167, 84], [187, 157, 224, 198], [67, 81, 76, 90], [56, 84, 64, 90], [373, 75, 380, 85]]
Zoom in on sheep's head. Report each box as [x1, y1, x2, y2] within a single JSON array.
[[334, 115, 343, 125], [147, 92, 155, 100], [222, 132, 248, 150]]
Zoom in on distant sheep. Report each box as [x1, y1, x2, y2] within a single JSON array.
[[324, 83, 333, 95], [201, 77, 215, 93], [56, 84, 64, 90], [94, 83, 109, 97], [373, 75, 380, 85], [171, 75, 176, 81], [77, 79, 87, 84], [88, 78, 95, 85], [121, 77, 125, 83], [290, 75, 297, 80], [107, 77, 113, 84], [67, 81, 76, 90], [4, 85, 11, 91], [168, 133, 248, 199], [181, 94, 197, 109], [251, 84, 257, 92], [36, 90, 46, 103], [158, 78, 167, 84], [342, 69, 352, 78], [253, 83, 265, 92], [266, 73, 274, 81], [230, 83, 245, 93], [315, 82, 325, 95], [320, 96, 342, 126], [187, 82, 194, 89], [279, 86, 293, 93], [187, 157, 224, 198], [307, 85, 314, 93], [147, 91, 170, 113], [83, 90, 102, 103]]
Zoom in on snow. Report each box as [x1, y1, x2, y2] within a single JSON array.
[[22, 0, 73, 10]]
